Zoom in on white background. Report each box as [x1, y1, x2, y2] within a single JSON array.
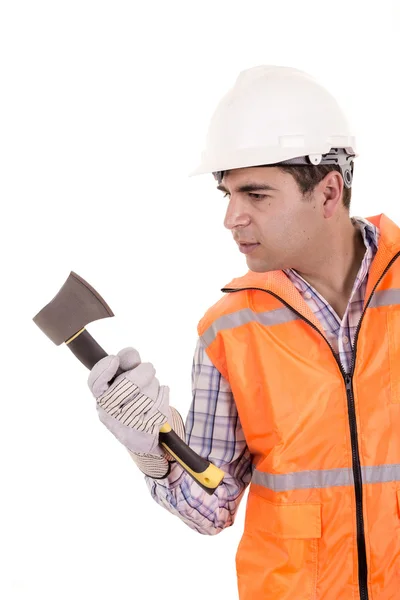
[[1, 1, 399, 598]]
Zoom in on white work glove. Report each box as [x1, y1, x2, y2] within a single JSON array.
[[88, 347, 185, 478]]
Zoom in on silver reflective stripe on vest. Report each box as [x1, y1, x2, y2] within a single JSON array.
[[362, 464, 400, 484], [202, 306, 299, 347], [252, 464, 400, 491], [252, 467, 353, 491], [369, 288, 400, 308], [202, 288, 400, 348]]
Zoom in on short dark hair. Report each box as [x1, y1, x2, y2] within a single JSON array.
[[277, 164, 352, 210]]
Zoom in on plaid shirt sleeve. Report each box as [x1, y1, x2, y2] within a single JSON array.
[[144, 337, 253, 535]]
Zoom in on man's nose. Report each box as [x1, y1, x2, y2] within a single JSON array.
[[223, 196, 251, 230]]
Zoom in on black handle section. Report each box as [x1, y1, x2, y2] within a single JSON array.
[[67, 329, 123, 380]]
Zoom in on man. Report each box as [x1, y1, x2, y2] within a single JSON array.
[[88, 66, 400, 599]]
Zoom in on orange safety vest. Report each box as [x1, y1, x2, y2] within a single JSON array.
[[197, 213, 400, 599]]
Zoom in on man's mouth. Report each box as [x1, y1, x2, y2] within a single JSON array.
[[238, 242, 260, 254]]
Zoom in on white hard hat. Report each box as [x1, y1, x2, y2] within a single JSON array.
[[190, 65, 357, 188]]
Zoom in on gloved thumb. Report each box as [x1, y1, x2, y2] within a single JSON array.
[[117, 347, 141, 371], [88, 355, 120, 398]]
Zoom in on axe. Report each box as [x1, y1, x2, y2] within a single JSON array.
[[33, 271, 225, 495]]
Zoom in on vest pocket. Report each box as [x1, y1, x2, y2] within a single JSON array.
[[236, 492, 321, 599]]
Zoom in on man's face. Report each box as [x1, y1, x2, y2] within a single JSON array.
[[219, 166, 326, 273]]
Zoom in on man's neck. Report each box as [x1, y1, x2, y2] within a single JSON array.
[[295, 219, 366, 300]]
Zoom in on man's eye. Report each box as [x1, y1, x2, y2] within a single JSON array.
[[222, 192, 267, 200], [249, 193, 267, 200]]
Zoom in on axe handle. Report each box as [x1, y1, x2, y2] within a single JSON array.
[[66, 328, 224, 494]]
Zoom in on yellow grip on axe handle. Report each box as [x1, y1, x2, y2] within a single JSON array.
[[66, 328, 225, 495]]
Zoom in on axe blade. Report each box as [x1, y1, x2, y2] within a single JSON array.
[[33, 271, 114, 345]]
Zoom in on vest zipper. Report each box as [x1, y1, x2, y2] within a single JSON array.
[[222, 250, 400, 600], [344, 372, 368, 600]]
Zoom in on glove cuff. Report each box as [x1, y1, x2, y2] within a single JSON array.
[[127, 406, 186, 478]]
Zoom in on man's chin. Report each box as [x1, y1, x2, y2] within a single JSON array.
[[247, 262, 275, 274]]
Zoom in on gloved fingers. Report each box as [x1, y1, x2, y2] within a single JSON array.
[[137, 403, 168, 434], [114, 383, 170, 427], [97, 379, 168, 428], [124, 362, 157, 391], [116, 347, 141, 371], [96, 404, 166, 455], [88, 355, 120, 398], [88, 348, 143, 398], [97, 375, 158, 420], [153, 384, 171, 418]]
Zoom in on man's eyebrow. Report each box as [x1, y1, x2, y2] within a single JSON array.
[[216, 183, 278, 193]]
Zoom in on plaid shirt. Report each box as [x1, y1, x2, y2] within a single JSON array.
[[145, 216, 380, 534]]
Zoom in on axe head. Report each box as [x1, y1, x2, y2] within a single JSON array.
[[33, 271, 114, 345]]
